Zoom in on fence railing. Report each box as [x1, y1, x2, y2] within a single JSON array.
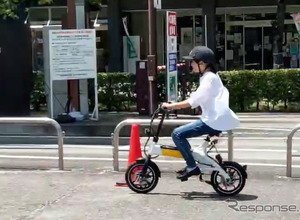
[[112, 119, 227, 171], [0, 117, 64, 170], [286, 124, 300, 177], [112, 118, 294, 173]]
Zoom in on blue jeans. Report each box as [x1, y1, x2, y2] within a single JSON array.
[[172, 119, 221, 168]]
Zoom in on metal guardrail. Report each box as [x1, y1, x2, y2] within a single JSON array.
[[112, 119, 295, 172], [0, 117, 64, 170], [286, 123, 300, 177], [112, 119, 234, 172]]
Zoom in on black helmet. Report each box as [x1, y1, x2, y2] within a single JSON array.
[[183, 46, 215, 65]]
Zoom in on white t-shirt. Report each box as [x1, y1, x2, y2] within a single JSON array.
[[187, 71, 240, 131]]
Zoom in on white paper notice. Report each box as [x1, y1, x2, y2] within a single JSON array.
[[234, 33, 242, 44], [254, 44, 260, 51], [264, 36, 270, 44], [265, 44, 272, 50], [49, 29, 97, 81], [139, 62, 146, 69], [227, 35, 234, 41], [226, 50, 234, 60], [287, 32, 293, 43]]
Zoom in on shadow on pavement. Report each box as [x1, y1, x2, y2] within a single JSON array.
[[144, 192, 182, 196], [141, 191, 258, 202], [180, 192, 258, 201]]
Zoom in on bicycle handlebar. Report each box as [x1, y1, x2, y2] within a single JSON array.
[[149, 106, 174, 142]]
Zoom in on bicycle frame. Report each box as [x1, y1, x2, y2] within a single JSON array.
[[148, 139, 230, 180], [144, 107, 231, 181]]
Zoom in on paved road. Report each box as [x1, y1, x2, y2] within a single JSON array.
[[1, 137, 300, 178], [0, 168, 299, 220], [0, 134, 300, 219]]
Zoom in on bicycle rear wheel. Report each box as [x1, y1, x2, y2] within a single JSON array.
[[211, 161, 247, 196]]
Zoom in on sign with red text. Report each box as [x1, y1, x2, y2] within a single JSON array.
[[166, 11, 177, 102]]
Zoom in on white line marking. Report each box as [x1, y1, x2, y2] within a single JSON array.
[[152, 160, 300, 168], [0, 146, 297, 153], [0, 155, 300, 168], [0, 170, 70, 174], [216, 149, 297, 153], [0, 155, 115, 160], [237, 162, 300, 168]]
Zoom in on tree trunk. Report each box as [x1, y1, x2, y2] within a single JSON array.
[[284, 99, 288, 110]]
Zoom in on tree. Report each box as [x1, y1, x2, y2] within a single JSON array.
[[0, 1, 51, 20], [0, 0, 101, 20]]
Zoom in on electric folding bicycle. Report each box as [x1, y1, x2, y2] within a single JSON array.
[[125, 107, 248, 196]]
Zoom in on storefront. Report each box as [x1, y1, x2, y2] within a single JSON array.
[[109, 0, 300, 72], [175, 6, 300, 70], [28, 1, 300, 72]]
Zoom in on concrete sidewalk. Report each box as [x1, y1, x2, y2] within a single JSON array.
[[0, 167, 299, 220], [2, 111, 300, 136]]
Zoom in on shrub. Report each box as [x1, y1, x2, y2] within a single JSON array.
[[30, 71, 46, 111], [97, 72, 135, 111], [31, 69, 300, 113]]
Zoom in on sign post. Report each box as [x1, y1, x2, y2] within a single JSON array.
[[147, 0, 157, 115], [166, 11, 177, 102], [49, 29, 98, 119]]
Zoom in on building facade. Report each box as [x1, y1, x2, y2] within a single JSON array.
[[28, 1, 300, 74], [108, 0, 300, 72]]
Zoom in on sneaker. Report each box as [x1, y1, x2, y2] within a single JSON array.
[[175, 166, 187, 175], [177, 167, 201, 180]]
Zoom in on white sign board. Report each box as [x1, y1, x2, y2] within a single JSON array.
[[154, 0, 161, 9], [166, 11, 177, 102], [123, 36, 141, 74], [49, 29, 97, 81]]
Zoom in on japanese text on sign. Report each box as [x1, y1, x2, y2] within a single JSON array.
[[49, 29, 97, 81], [168, 53, 177, 72], [168, 13, 177, 36], [166, 11, 178, 102]]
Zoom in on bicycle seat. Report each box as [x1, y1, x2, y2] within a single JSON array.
[[208, 133, 221, 138], [204, 133, 221, 142]]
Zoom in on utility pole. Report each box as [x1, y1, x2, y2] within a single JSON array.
[[147, 0, 157, 115], [65, 0, 80, 111], [272, 0, 286, 69]]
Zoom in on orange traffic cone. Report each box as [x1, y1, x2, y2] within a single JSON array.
[[115, 124, 142, 187], [127, 124, 142, 166]]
